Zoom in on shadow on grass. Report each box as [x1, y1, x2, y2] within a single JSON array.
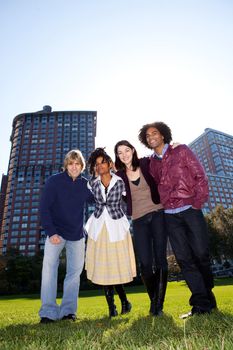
[[1, 311, 233, 349], [214, 278, 233, 286], [167, 277, 233, 289], [0, 314, 182, 349], [102, 313, 184, 348], [184, 310, 233, 328], [0, 316, 128, 348], [179, 310, 233, 347]]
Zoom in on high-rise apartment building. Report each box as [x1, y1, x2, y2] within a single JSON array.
[[0, 175, 8, 252], [189, 128, 233, 213], [0, 106, 97, 255]]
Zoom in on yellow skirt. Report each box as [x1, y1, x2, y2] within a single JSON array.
[[85, 224, 136, 285]]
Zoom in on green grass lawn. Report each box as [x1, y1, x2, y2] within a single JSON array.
[[0, 279, 233, 350]]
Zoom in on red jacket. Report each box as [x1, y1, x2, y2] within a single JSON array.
[[149, 144, 209, 210]]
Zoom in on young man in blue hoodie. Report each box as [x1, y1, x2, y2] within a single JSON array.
[[39, 150, 93, 323]]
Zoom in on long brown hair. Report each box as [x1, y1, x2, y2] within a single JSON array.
[[114, 140, 139, 171]]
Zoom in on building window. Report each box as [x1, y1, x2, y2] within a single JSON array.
[[12, 224, 20, 229]]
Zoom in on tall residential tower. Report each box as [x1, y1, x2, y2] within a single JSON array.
[[0, 106, 97, 255], [189, 128, 233, 213]]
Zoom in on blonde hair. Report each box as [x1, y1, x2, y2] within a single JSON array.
[[63, 149, 86, 172]]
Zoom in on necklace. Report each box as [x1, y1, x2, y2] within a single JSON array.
[[101, 174, 111, 190], [101, 181, 110, 196]]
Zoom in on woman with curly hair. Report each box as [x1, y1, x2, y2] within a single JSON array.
[[85, 148, 136, 318]]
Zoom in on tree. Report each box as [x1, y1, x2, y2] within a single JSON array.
[[206, 215, 223, 261], [167, 255, 181, 281], [206, 206, 233, 260]]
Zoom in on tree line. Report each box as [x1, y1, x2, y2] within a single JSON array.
[[0, 205, 232, 295]]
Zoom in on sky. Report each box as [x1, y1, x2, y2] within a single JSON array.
[[1, 0, 233, 176]]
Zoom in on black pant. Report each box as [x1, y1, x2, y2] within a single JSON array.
[[165, 208, 214, 310], [132, 210, 168, 278]]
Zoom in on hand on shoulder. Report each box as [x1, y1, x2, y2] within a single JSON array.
[[171, 142, 180, 149]]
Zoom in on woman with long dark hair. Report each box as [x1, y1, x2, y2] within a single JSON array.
[[114, 140, 168, 316], [85, 148, 136, 318]]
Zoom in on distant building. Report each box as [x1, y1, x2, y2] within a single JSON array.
[[0, 106, 97, 255], [0, 175, 8, 252], [189, 128, 233, 213]]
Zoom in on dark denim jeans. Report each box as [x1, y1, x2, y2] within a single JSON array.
[[165, 208, 214, 310], [132, 210, 168, 278]]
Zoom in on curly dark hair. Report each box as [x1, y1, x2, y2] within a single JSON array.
[[138, 122, 172, 149], [87, 147, 112, 175], [114, 140, 139, 171]]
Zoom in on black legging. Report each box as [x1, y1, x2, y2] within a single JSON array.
[[103, 284, 127, 302]]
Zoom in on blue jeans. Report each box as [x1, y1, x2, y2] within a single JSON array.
[[39, 237, 85, 320], [165, 208, 214, 311]]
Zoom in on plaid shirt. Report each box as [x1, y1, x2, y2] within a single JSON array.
[[89, 174, 126, 219]]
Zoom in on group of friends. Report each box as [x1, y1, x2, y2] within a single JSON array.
[[38, 121, 217, 324]]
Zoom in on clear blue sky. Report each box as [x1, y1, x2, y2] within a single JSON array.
[[1, 0, 233, 175]]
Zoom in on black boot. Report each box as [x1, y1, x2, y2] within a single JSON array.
[[153, 268, 168, 316], [141, 275, 156, 315], [208, 290, 217, 310], [121, 300, 132, 314], [103, 286, 118, 318], [114, 284, 132, 315]]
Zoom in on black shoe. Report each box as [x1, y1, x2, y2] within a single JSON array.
[[208, 291, 217, 310], [121, 301, 132, 315], [191, 306, 212, 316], [40, 317, 55, 324], [153, 308, 164, 317], [103, 285, 118, 318], [109, 305, 118, 318], [150, 301, 164, 317], [151, 310, 164, 317], [149, 299, 155, 315], [179, 307, 211, 319], [62, 314, 76, 321]]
